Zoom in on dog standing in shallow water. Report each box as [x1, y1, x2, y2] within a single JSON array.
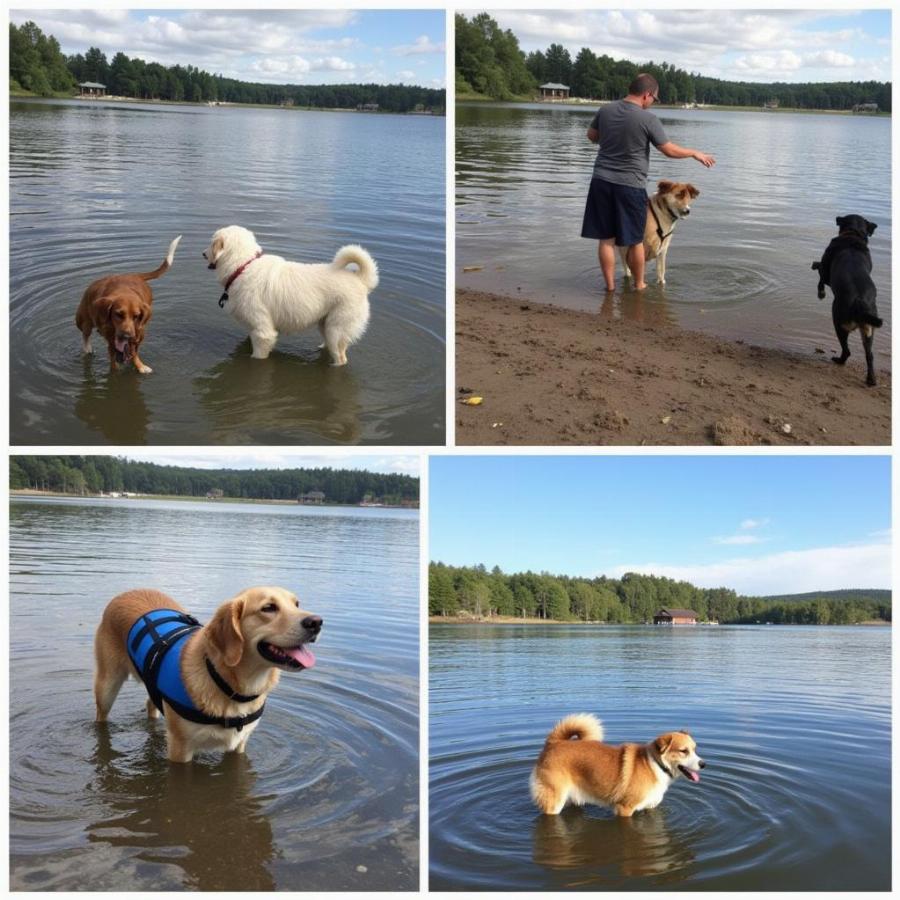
[[530, 713, 705, 817], [203, 225, 378, 365], [94, 587, 322, 762], [76, 235, 181, 374], [812, 214, 882, 386], [620, 180, 699, 285]]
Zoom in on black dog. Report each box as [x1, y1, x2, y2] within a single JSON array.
[[811, 214, 882, 386]]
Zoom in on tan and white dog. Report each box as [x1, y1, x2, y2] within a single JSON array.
[[530, 713, 705, 817], [620, 180, 699, 285], [203, 225, 378, 365], [94, 587, 322, 763]]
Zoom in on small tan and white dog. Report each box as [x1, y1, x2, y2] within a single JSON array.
[[94, 587, 322, 763], [530, 713, 705, 817], [620, 180, 700, 285], [203, 225, 378, 365]]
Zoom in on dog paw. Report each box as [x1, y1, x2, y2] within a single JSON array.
[[831, 356, 847, 365], [137, 365, 153, 374]]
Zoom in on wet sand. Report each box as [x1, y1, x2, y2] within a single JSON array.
[[456, 289, 891, 446]]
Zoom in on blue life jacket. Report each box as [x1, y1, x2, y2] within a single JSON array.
[[126, 608, 265, 731]]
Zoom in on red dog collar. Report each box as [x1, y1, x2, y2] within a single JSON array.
[[219, 250, 263, 307]]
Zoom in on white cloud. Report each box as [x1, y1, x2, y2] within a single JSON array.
[[805, 50, 855, 68], [397, 69, 416, 81], [740, 518, 769, 530], [610, 541, 892, 595], [391, 35, 444, 56]]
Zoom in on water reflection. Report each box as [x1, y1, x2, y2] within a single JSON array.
[[193, 340, 362, 444], [532, 807, 694, 883], [74, 361, 151, 444], [88, 725, 275, 891]]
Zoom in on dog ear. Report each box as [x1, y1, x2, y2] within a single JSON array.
[[208, 595, 246, 667], [657, 180, 675, 194], [867, 221, 877, 236], [687, 185, 699, 199], [835, 216, 847, 229], [92, 296, 116, 323], [655, 734, 673, 755]]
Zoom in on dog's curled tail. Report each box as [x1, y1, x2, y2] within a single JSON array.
[[332, 244, 379, 292], [140, 235, 182, 281], [545, 713, 603, 745]]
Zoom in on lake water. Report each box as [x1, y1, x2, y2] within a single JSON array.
[[457, 104, 891, 363], [430, 623, 890, 891], [9, 496, 419, 891], [10, 99, 445, 445]]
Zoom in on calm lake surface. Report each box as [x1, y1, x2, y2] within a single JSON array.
[[10, 99, 445, 445], [430, 624, 890, 891], [457, 104, 891, 363], [10, 496, 419, 891]]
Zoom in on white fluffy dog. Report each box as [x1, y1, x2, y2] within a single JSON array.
[[203, 225, 379, 364]]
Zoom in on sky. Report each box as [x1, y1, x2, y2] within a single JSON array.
[[123, 451, 419, 477], [429, 455, 892, 596], [477, 8, 891, 84], [10, 8, 446, 88]]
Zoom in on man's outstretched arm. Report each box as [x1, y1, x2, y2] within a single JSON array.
[[658, 141, 716, 167]]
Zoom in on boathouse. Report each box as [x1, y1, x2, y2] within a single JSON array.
[[653, 608, 699, 625]]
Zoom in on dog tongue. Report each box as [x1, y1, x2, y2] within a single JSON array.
[[685, 769, 700, 783], [285, 645, 316, 668], [115, 337, 128, 353]]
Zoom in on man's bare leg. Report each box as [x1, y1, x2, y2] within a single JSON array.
[[598, 239, 616, 292], [625, 243, 647, 290]]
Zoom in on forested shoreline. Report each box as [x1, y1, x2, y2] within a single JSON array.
[[10, 21, 445, 113], [429, 562, 891, 625], [11, 457, 419, 506], [456, 13, 890, 111]]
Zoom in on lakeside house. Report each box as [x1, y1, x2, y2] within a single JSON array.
[[298, 491, 326, 504], [653, 608, 699, 625], [78, 81, 106, 98], [539, 82, 570, 101], [852, 103, 879, 114], [205, 489, 224, 500]]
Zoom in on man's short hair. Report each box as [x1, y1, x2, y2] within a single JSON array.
[[629, 73, 659, 98]]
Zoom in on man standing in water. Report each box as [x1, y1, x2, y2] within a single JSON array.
[[581, 73, 716, 291]]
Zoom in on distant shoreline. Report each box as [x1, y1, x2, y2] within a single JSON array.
[[10, 91, 443, 116], [10, 489, 418, 511], [456, 94, 889, 116], [429, 616, 890, 626]]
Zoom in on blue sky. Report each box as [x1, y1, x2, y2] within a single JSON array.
[[429, 456, 891, 595], [10, 9, 446, 87], [482, 8, 890, 83]]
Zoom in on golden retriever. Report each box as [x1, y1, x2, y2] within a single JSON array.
[[75, 236, 181, 373], [620, 180, 699, 285], [530, 713, 705, 817], [203, 225, 378, 365], [94, 586, 322, 762]]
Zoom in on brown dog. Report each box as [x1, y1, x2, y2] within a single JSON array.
[[530, 713, 705, 817], [620, 180, 699, 285], [94, 587, 322, 762], [75, 235, 181, 373]]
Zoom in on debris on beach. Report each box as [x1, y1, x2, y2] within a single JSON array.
[[460, 396, 483, 406], [463, 265, 484, 273]]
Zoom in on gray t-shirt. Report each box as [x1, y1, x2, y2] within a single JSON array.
[[590, 99, 669, 188]]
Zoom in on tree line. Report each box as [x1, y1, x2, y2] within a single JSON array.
[[456, 12, 891, 112], [10, 21, 445, 114], [11, 456, 419, 506], [429, 562, 891, 626]]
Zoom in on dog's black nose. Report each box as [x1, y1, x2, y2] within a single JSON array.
[[302, 615, 323, 633], [699, 759, 706, 769]]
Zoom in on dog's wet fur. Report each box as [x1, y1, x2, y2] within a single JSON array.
[[812, 214, 882, 386], [530, 713, 705, 817]]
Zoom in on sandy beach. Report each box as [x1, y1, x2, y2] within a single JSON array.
[[456, 289, 892, 446]]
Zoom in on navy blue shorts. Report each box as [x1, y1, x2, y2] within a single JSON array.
[[581, 177, 648, 246]]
